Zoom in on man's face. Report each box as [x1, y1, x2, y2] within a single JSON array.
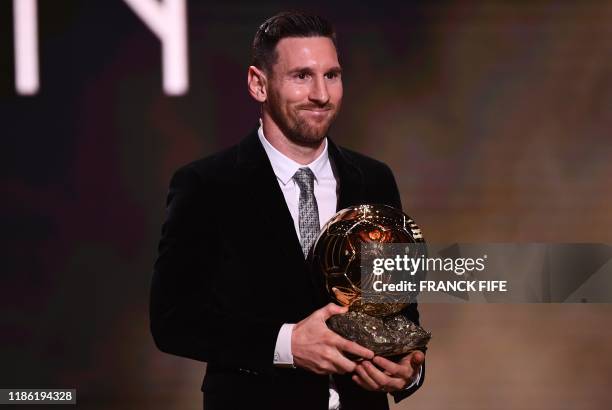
[[264, 36, 343, 146]]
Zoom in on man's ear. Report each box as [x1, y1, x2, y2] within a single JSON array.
[[247, 66, 268, 102]]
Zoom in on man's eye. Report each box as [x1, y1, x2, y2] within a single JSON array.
[[296, 73, 308, 80], [326, 72, 338, 79]]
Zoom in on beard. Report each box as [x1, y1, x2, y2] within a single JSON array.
[[266, 92, 341, 147]]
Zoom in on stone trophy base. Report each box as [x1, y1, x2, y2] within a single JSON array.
[[327, 310, 431, 359]]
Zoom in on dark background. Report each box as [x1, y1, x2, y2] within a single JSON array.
[[1, 1, 611, 409]]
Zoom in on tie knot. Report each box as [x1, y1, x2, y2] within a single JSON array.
[[293, 167, 315, 191]]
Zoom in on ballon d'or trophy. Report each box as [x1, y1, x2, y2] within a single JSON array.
[[310, 204, 431, 359]]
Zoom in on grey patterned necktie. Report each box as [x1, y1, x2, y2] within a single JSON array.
[[293, 167, 320, 257]]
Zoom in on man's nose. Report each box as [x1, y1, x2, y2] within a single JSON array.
[[309, 76, 330, 105]]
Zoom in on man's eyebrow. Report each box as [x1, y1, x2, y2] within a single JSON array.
[[287, 67, 315, 75], [286, 66, 343, 75]]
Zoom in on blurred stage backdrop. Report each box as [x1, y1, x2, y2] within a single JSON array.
[[1, 1, 611, 409]]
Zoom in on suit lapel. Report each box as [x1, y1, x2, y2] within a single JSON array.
[[327, 138, 365, 211], [236, 129, 307, 269], [235, 130, 365, 307]]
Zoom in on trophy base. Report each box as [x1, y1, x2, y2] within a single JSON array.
[[326, 310, 431, 358]]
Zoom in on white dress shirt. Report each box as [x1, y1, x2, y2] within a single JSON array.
[[258, 124, 421, 409]]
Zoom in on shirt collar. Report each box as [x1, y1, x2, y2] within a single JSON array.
[[257, 121, 333, 185]]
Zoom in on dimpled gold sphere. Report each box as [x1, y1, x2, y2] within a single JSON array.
[[311, 204, 425, 317]]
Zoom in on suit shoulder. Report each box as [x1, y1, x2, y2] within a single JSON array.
[[337, 145, 394, 175], [171, 143, 240, 184], [336, 144, 402, 208]]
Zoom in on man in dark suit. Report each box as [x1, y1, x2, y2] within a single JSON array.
[[150, 11, 425, 410]]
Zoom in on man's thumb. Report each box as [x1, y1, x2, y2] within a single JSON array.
[[411, 350, 425, 366], [320, 303, 348, 320]]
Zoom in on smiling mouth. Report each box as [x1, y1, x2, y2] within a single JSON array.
[[301, 109, 330, 121], [301, 109, 332, 116]]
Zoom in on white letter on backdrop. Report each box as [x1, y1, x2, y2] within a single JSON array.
[[13, 0, 39, 95], [123, 0, 189, 95]]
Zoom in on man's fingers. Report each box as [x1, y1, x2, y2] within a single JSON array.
[[354, 363, 381, 390], [373, 355, 410, 380], [352, 374, 376, 391], [319, 303, 348, 321], [335, 336, 374, 360], [362, 360, 404, 391], [331, 351, 358, 374]]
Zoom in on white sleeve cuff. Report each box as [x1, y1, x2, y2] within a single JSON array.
[[273, 323, 295, 367], [403, 364, 423, 390]]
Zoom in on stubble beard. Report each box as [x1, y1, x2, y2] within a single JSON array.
[[267, 95, 341, 147]]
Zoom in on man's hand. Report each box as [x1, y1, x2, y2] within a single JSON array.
[[292, 303, 375, 375], [352, 350, 425, 392]]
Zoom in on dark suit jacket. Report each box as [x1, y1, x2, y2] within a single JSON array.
[[150, 128, 425, 410]]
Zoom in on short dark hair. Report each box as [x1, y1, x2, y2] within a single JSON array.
[[251, 11, 337, 74]]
